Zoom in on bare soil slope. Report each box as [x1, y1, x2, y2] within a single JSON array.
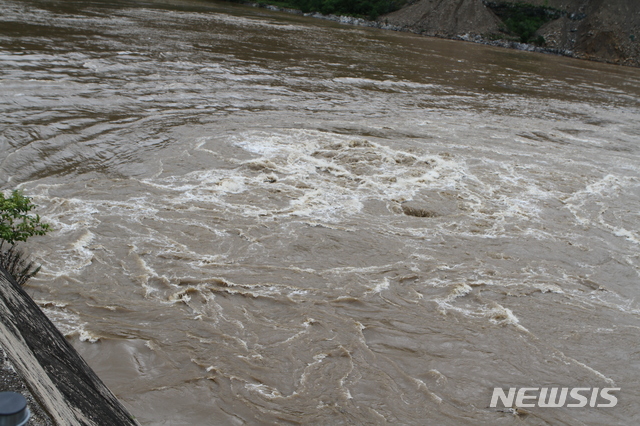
[[382, 0, 502, 37], [382, 0, 640, 66]]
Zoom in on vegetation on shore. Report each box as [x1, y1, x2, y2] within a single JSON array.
[[242, 0, 563, 47], [249, 0, 407, 20], [484, 1, 562, 45], [0, 190, 51, 285]]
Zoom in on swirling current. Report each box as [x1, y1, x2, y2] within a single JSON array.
[[2, 0, 640, 424]]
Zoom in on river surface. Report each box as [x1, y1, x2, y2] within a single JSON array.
[[2, 0, 640, 424]]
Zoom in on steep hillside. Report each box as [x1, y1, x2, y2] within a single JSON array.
[[381, 0, 640, 66], [379, 0, 502, 37]]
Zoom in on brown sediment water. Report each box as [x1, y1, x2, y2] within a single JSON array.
[[1, 0, 640, 424]]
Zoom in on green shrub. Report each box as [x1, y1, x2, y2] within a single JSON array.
[[0, 190, 50, 245], [0, 190, 50, 285], [486, 2, 561, 44], [261, 0, 405, 20]]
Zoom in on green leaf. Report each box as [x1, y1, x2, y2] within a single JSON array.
[[0, 190, 51, 244]]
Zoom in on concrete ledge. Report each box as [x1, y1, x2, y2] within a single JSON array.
[[0, 267, 137, 425]]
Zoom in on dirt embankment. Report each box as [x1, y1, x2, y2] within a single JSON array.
[[379, 0, 503, 37], [381, 0, 640, 66]]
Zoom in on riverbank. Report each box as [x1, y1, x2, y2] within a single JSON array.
[[236, 0, 639, 67], [1, 346, 53, 425], [0, 267, 137, 425]]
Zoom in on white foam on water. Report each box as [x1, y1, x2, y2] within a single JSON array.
[[561, 174, 640, 248], [282, 320, 314, 344], [72, 229, 94, 253], [38, 303, 101, 343], [611, 227, 640, 244], [485, 303, 528, 332], [3, 2, 640, 424], [313, 353, 327, 362], [533, 283, 564, 294], [563, 174, 621, 226], [434, 286, 530, 332], [229, 129, 468, 221], [38, 228, 97, 274], [444, 283, 472, 302], [245, 383, 284, 399], [132, 129, 473, 225], [411, 378, 443, 403], [368, 277, 390, 294], [428, 369, 448, 386]]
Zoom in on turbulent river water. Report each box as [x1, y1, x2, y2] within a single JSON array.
[[2, 0, 640, 424]]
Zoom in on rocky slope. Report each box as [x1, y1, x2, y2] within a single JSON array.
[[379, 0, 502, 37], [381, 0, 640, 66]]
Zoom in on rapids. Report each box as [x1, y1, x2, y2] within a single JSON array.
[[2, 0, 640, 424]]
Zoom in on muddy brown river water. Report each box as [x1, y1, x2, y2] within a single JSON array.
[[2, 0, 640, 424]]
